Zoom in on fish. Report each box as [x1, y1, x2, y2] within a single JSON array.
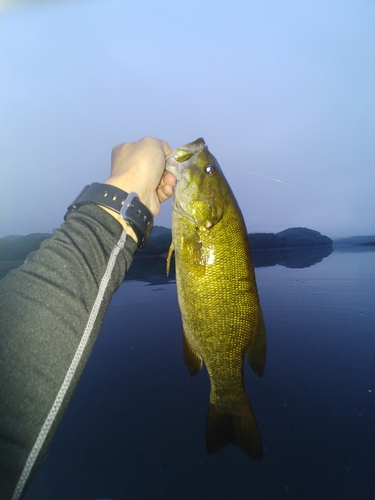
[[165, 138, 267, 459]]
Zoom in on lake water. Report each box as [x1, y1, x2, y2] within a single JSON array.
[[25, 247, 374, 500]]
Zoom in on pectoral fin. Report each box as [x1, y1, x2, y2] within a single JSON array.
[[186, 234, 206, 277], [245, 307, 267, 377], [166, 243, 174, 277], [183, 329, 203, 377]]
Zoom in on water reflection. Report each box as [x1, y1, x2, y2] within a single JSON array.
[[5, 245, 370, 282], [333, 243, 375, 253], [127, 246, 334, 285], [125, 256, 173, 284], [251, 246, 333, 269], [25, 249, 375, 500]]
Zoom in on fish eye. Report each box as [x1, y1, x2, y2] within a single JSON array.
[[205, 164, 216, 176]]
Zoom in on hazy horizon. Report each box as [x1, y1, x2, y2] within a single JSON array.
[[1, 224, 374, 242], [1, 0, 374, 239]]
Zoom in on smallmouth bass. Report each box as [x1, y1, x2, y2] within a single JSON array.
[[165, 138, 266, 459]]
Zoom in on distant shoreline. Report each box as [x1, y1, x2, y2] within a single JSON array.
[[358, 241, 375, 247], [1, 227, 374, 270]]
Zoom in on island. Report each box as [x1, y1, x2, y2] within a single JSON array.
[[0, 225, 337, 278]]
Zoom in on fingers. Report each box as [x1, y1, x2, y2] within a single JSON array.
[[157, 171, 176, 202], [163, 183, 175, 197], [133, 137, 172, 160], [163, 171, 177, 187], [161, 139, 173, 157], [108, 137, 176, 210]]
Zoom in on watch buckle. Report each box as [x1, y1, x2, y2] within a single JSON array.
[[120, 192, 138, 220]]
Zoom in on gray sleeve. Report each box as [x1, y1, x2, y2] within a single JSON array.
[[0, 204, 137, 500]]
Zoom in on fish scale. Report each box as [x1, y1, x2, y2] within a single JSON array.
[[166, 138, 266, 459]]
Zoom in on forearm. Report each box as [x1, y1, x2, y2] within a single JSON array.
[[0, 204, 136, 499]]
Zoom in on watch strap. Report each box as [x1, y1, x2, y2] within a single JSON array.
[[65, 183, 153, 250]]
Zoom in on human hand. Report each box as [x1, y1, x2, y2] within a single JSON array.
[[104, 137, 176, 217]]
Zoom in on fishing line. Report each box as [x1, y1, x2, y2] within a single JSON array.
[[237, 167, 301, 190], [219, 161, 375, 215]]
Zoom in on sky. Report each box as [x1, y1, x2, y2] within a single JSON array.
[[0, 0, 374, 239]]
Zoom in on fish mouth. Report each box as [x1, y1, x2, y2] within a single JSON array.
[[165, 138, 211, 225], [164, 153, 186, 181], [165, 138, 207, 180]]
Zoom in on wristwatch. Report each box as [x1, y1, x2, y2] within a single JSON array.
[[65, 183, 154, 250]]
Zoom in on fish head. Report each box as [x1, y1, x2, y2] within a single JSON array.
[[165, 138, 229, 229]]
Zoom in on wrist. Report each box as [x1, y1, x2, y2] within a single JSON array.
[[104, 178, 149, 213], [66, 183, 153, 250], [99, 205, 138, 243]]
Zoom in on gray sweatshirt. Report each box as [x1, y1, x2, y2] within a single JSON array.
[[0, 204, 137, 500]]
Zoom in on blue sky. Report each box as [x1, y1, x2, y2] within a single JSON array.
[[1, 0, 374, 238]]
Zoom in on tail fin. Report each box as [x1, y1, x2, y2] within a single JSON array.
[[206, 402, 263, 460]]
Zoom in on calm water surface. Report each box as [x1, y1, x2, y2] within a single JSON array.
[[26, 248, 375, 500]]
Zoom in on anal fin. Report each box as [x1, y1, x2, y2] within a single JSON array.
[[183, 329, 203, 377]]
